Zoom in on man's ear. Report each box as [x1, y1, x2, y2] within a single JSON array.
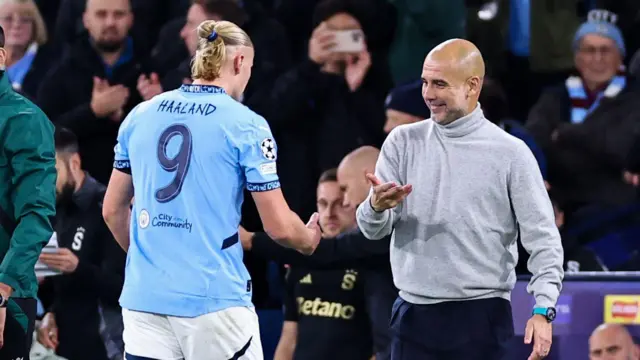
[[467, 76, 482, 98], [0, 48, 6, 70], [70, 153, 83, 173], [233, 54, 244, 75]]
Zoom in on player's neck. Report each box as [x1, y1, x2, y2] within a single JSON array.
[[192, 79, 233, 95], [73, 171, 86, 193]]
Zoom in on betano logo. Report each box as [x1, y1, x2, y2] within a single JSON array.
[[297, 297, 356, 320], [604, 295, 640, 324]]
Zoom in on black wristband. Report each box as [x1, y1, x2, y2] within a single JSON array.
[[0, 294, 6, 308], [369, 198, 384, 213]]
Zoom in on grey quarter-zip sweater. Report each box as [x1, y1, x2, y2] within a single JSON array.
[[356, 104, 564, 308]]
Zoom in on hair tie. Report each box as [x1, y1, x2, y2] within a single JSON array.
[[207, 30, 218, 42]]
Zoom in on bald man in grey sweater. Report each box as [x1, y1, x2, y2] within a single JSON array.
[[356, 39, 564, 360]]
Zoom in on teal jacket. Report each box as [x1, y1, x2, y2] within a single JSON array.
[[0, 71, 56, 299]]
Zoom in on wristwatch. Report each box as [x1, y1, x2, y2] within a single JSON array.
[[0, 294, 6, 308], [532, 307, 556, 322]]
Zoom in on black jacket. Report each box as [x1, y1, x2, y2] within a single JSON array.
[[39, 175, 126, 360], [251, 230, 395, 360], [36, 36, 150, 185]]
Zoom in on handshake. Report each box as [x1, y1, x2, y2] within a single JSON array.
[[239, 212, 322, 256]]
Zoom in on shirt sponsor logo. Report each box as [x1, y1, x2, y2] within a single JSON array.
[[139, 210, 192, 233], [296, 296, 356, 320], [604, 295, 640, 324]]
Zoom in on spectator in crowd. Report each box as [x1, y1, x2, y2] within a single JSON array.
[[248, 0, 392, 225], [0, 0, 56, 100], [387, 0, 466, 85], [480, 76, 547, 181], [36, 0, 150, 185], [274, 168, 375, 360], [53, 0, 188, 55], [382, 80, 429, 134], [274, 0, 396, 63], [242, 146, 396, 360], [36, 128, 125, 360], [589, 323, 640, 360], [526, 10, 640, 221]]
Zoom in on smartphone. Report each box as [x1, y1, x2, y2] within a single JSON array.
[[331, 29, 365, 53]]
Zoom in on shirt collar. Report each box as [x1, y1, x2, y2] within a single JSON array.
[[72, 173, 99, 210], [0, 71, 13, 97], [179, 84, 227, 94]]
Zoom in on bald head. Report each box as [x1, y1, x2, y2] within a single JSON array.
[[337, 146, 380, 209], [421, 39, 485, 125], [426, 39, 485, 80], [589, 323, 639, 360], [340, 146, 380, 172]]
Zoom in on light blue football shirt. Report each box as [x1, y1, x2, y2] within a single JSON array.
[[113, 84, 280, 317]]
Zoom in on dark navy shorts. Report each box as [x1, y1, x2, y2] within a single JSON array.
[[389, 296, 514, 360]]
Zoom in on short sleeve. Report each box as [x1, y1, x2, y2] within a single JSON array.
[[113, 106, 138, 174], [232, 115, 280, 192]]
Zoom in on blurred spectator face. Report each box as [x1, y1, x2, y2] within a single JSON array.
[[0, 0, 37, 48], [82, 0, 133, 53], [54, 152, 79, 205], [589, 324, 640, 360], [180, 3, 221, 56], [316, 180, 355, 237], [337, 166, 369, 209], [325, 12, 362, 65], [384, 109, 422, 133], [576, 34, 622, 88]]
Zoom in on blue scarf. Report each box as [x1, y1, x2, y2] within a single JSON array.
[[566, 73, 625, 124], [7, 43, 38, 92]]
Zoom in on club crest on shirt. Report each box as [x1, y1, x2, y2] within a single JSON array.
[[260, 138, 277, 160], [139, 209, 150, 229]]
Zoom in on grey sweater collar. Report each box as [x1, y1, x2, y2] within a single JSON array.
[[434, 103, 485, 138]]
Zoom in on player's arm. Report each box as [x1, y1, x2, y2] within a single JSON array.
[[274, 268, 299, 360], [509, 142, 564, 308], [245, 228, 390, 269], [0, 111, 56, 298], [103, 171, 134, 252], [357, 128, 405, 240], [252, 190, 318, 254], [234, 116, 319, 254], [103, 108, 136, 252]]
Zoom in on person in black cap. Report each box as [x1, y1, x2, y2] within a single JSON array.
[[0, 24, 57, 360], [383, 80, 430, 134]]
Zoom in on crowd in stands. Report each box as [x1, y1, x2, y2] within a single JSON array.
[[4, 0, 640, 358]]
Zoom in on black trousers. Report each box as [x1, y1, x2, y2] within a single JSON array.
[[0, 298, 37, 360], [390, 296, 514, 360]]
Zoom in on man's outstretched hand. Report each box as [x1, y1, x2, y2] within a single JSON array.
[[366, 173, 412, 212], [301, 212, 322, 255]]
